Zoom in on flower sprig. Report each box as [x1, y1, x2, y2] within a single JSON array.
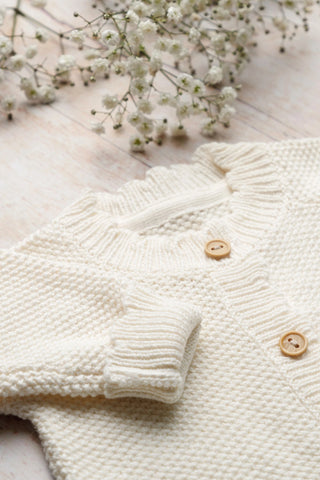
[[0, 0, 317, 151]]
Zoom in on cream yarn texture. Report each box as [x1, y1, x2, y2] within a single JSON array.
[[0, 253, 201, 403], [1, 137, 320, 480]]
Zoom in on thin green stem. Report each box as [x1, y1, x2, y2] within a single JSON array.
[[8, 6, 66, 37], [11, 0, 22, 44]]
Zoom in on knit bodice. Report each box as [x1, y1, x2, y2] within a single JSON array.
[[1, 137, 320, 480]]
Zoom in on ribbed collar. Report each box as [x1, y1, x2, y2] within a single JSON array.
[[58, 141, 284, 272]]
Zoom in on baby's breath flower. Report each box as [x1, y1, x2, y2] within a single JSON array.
[[127, 110, 144, 127], [139, 19, 158, 34], [1, 96, 16, 112], [90, 58, 109, 75], [176, 99, 192, 119], [136, 116, 153, 135], [131, 77, 150, 97], [218, 104, 236, 124], [132, 1, 149, 17], [168, 39, 183, 57], [37, 85, 56, 104], [129, 133, 146, 153], [114, 110, 123, 124], [126, 29, 144, 51], [20, 78, 55, 104], [112, 60, 127, 75], [20, 77, 34, 92], [55, 54, 76, 83], [25, 44, 38, 59], [126, 57, 148, 78], [57, 54, 76, 71], [20, 77, 39, 102], [102, 93, 118, 109], [206, 65, 223, 85], [70, 29, 86, 46], [150, 3, 164, 17], [100, 29, 120, 46], [137, 98, 153, 114], [190, 100, 203, 115], [167, 5, 183, 23], [0, 36, 12, 58], [91, 121, 105, 134], [158, 92, 177, 107], [125, 10, 140, 24], [176, 73, 194, 90], [236, 27, 252, 45], [189, 79, 206, 97], [35, 28, 49, 43], [155, 37, 170, 51], [210, 32, 226, 53], [220, 86, 237, 103], [188, 27, 201, 44], [7, 54, 26, 71], [91, 29, 100, 40], [200, 118, 216, 137], [149, 51, 162, 74]]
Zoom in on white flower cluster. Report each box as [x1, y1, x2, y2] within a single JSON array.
[[0, 22, 55, 115], [0, 0, 316, 150]]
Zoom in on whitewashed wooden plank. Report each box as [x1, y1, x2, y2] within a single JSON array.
[[0, 415, 53, 480], [0, 104, 148, 247]]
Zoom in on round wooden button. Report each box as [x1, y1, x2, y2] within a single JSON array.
[[279, 331, 308, 357], [205, 239, 231, 259]]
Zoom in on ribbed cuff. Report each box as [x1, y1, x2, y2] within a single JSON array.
[[103, 285, 202, 404]]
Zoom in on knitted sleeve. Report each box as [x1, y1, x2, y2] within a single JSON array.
[[0, 224, 202, 404]]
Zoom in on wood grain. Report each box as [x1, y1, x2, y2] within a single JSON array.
[[1, 4, 320, 479]]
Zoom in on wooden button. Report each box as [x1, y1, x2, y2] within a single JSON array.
[[279, 331, 308, 357], [205, 239, 231, 259]]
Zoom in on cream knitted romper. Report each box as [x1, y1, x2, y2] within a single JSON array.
[[1, 138, 320, 480]]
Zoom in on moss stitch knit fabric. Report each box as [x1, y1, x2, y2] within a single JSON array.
[[1, 137, 320, 480]]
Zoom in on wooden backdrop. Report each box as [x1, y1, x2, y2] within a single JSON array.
[[1, 2, 320, 478]]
